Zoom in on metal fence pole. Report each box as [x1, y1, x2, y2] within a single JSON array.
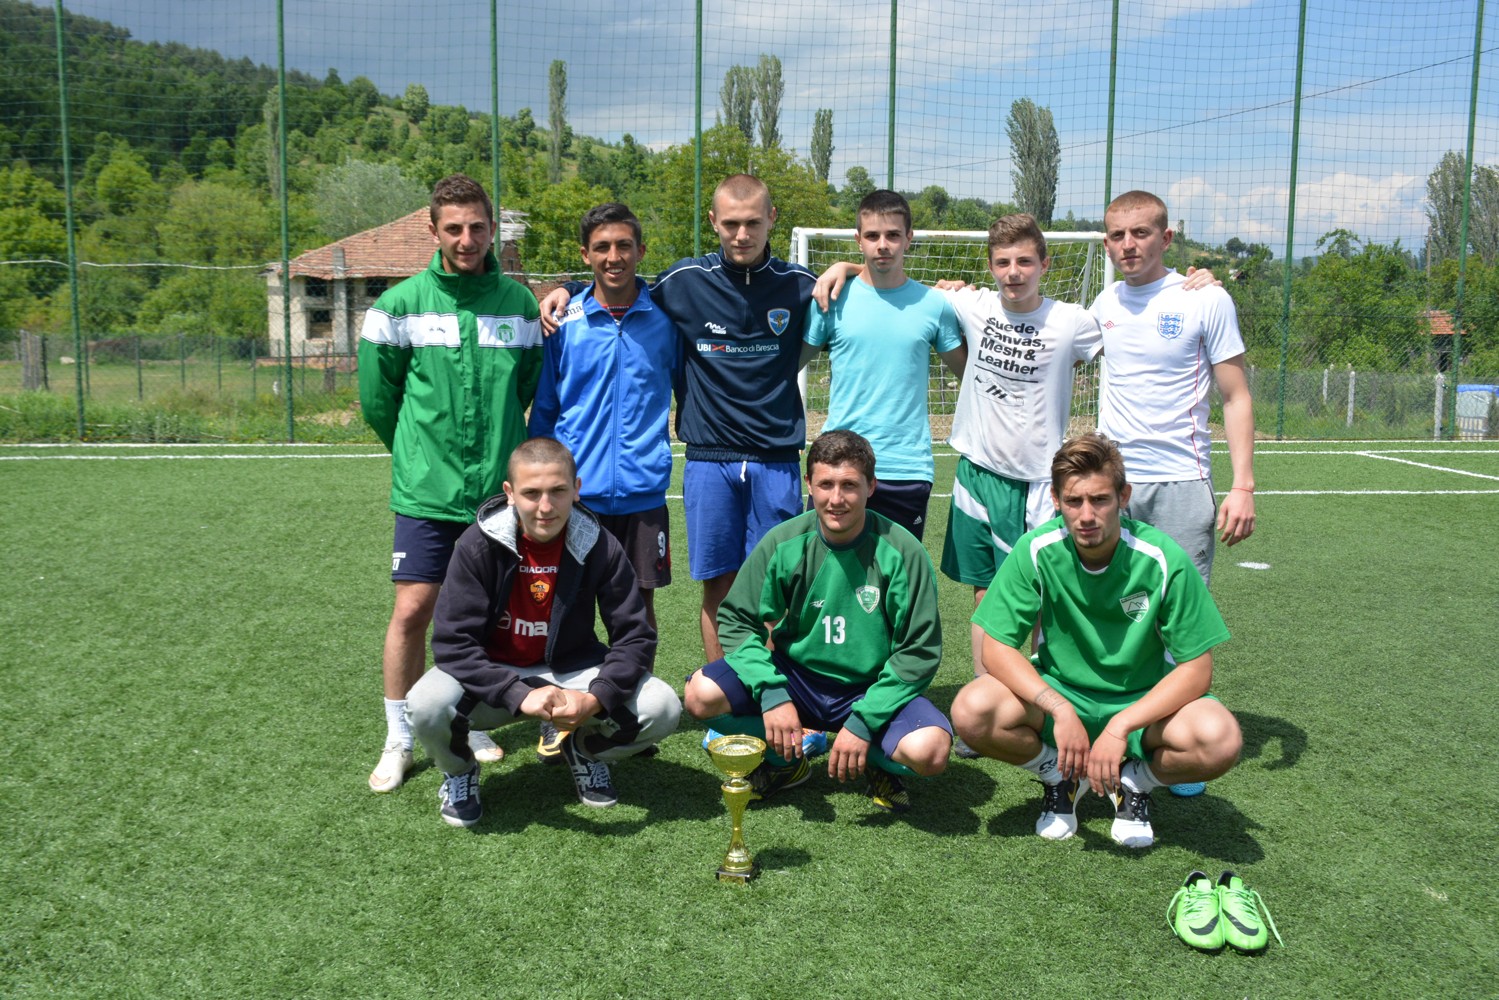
[[1346, 367, 1356, 428], [135, 334, 142, 400], [1275, 0, 1309, 441], [53, 0, 84, 438]]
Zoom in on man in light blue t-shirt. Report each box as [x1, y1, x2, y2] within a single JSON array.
[[802, 189, 966, 539]]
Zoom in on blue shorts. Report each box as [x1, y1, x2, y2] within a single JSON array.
[[391, 514, 469, 583], [700, 653, 952, 759], [683, 459, 801, 581]]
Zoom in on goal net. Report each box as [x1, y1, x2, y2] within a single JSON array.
[[790, 228, 1111, 442]]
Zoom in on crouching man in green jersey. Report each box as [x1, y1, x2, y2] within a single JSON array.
[[951, 433, 1242, 847], [683, 430, 951, 813]]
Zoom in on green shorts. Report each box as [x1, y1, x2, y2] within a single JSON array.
[[1037, 672, 1219, 761], [940, 458, 1050, 587]]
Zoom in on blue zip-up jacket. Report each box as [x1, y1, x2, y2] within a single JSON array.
[[529, 279, 676, 515], [565, 250, 814, 463]]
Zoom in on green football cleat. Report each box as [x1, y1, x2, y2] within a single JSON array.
[[1167, 870, 1225, 951], [1216, 871, 1283, 952]]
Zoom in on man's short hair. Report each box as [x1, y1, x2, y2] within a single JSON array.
[[806, 429, 876, 483], [1105, 190, 1169, 231], [579, 202, 642, 247], [508, 436, 577, 480], [713, 173, 772, 211], [1051, 432, 1128, 498], [857, 189, 912, 233], [988, 213, 1048, 260], [430, 174, 494, 225]]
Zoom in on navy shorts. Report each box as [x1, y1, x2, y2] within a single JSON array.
[[810, 478, 932, 540], [700, 653, 952, 758], [591, 504, 672, 589], [391, 514, 469, 583]]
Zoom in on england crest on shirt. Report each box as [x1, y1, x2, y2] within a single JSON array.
[[1156, 312, 1185, 340], [767, 308, 790, 335]]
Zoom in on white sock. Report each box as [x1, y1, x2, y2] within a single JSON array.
[[1021, 745, 1064, 785], [1120, 759, 1163, 793], [384, 698, 412, 750]]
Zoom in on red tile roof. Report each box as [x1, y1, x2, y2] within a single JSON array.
[[268, 209, 526, 280], [1425, 309, 1455, 336]]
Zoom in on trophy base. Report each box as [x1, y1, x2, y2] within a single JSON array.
[[716, 862, 759, 884]]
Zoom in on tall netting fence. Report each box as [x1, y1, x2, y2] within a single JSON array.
[[0, 0, 1495, 441]]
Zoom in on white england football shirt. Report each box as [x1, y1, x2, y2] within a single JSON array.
[[1090, 271, 1246, 483]]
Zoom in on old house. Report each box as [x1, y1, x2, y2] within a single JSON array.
[[263, 208, 527, 359]]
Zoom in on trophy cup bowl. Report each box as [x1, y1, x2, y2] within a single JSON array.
[[707, 734, 766, 883]]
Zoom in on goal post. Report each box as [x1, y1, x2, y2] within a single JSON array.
[[790, 227, 1113, 441]]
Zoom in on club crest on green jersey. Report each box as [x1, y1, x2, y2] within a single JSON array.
[[767, 308, 790, 335], [1120, 591, 1150, 622], [855, 585, 880, 613]]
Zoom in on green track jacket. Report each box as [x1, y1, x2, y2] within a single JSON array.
[[358, 251, 542, 522]]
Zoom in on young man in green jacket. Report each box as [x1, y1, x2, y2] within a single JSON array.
[[358, 174, 542, 793], [682, 430, 951, 813]]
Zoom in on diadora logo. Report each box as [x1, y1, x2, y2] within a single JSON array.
[[497, 321, 515, 343], [855, 585, 880, 614], [519, 564, 558, 574], [513, 618, 548, 637], [767, 308, 790, 335], [1156, 312, 1184, 340], [1120, 591, 1150, 622]]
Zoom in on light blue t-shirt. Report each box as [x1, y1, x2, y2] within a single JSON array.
[[805, 277, 962, 481]]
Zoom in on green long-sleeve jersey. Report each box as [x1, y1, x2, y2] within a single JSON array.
[[718, 510, 943, 742], [358, 250, 542, 522]]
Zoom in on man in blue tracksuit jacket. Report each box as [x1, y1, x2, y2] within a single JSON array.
[[530, 202, 677, 629], [540, 175, 816, 660]]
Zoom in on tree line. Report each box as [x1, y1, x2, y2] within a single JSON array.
[[0, 0, 1494, 377]]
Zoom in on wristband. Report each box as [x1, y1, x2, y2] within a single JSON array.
[[1231, 486, 1254, 493]]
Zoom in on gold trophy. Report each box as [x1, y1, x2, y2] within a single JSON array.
[[706, 734, 766, 883]]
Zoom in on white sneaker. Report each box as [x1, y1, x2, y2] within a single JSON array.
[[369, 742, 413, 793], [1036, 777, 1088, 840], [1110, 787, 1155, 848], [469, 730, 505, 763]]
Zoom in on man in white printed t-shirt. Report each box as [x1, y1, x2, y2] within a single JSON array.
[[1091, 190, 1257, 585]]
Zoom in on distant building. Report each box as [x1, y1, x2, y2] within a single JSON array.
[[263, 208, 527, 359]]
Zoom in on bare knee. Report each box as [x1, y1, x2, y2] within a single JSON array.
[[893, 726, 950, 777], [683, 670, 729, 720]]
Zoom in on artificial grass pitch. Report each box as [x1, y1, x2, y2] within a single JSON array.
[[1, 443, 1495, 997]]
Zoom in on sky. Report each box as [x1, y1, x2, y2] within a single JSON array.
[[40, 0, 1499, 256]]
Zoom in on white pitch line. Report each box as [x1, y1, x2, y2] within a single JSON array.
[[1355, 451, 1499, 482]]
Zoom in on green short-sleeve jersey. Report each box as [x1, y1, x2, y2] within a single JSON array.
[[718, 510, 943, 742], [973, 515, 1229, 696]]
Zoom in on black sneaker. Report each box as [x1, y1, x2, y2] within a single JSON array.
[[559, 733, 618, 807], [952, 737, 982, 760], [746, 756, 812, 800], [536, 720, 569, 765], [1110, 786, 1154, 848], [865, 767, 911, 813], [438, 765, 482, 828], [1036, 777, 1089, 840]]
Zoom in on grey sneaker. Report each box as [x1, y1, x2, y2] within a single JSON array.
[[559, 735, 617, 807], [952, 736, 982, 759], [438, 765, 482, 828]]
